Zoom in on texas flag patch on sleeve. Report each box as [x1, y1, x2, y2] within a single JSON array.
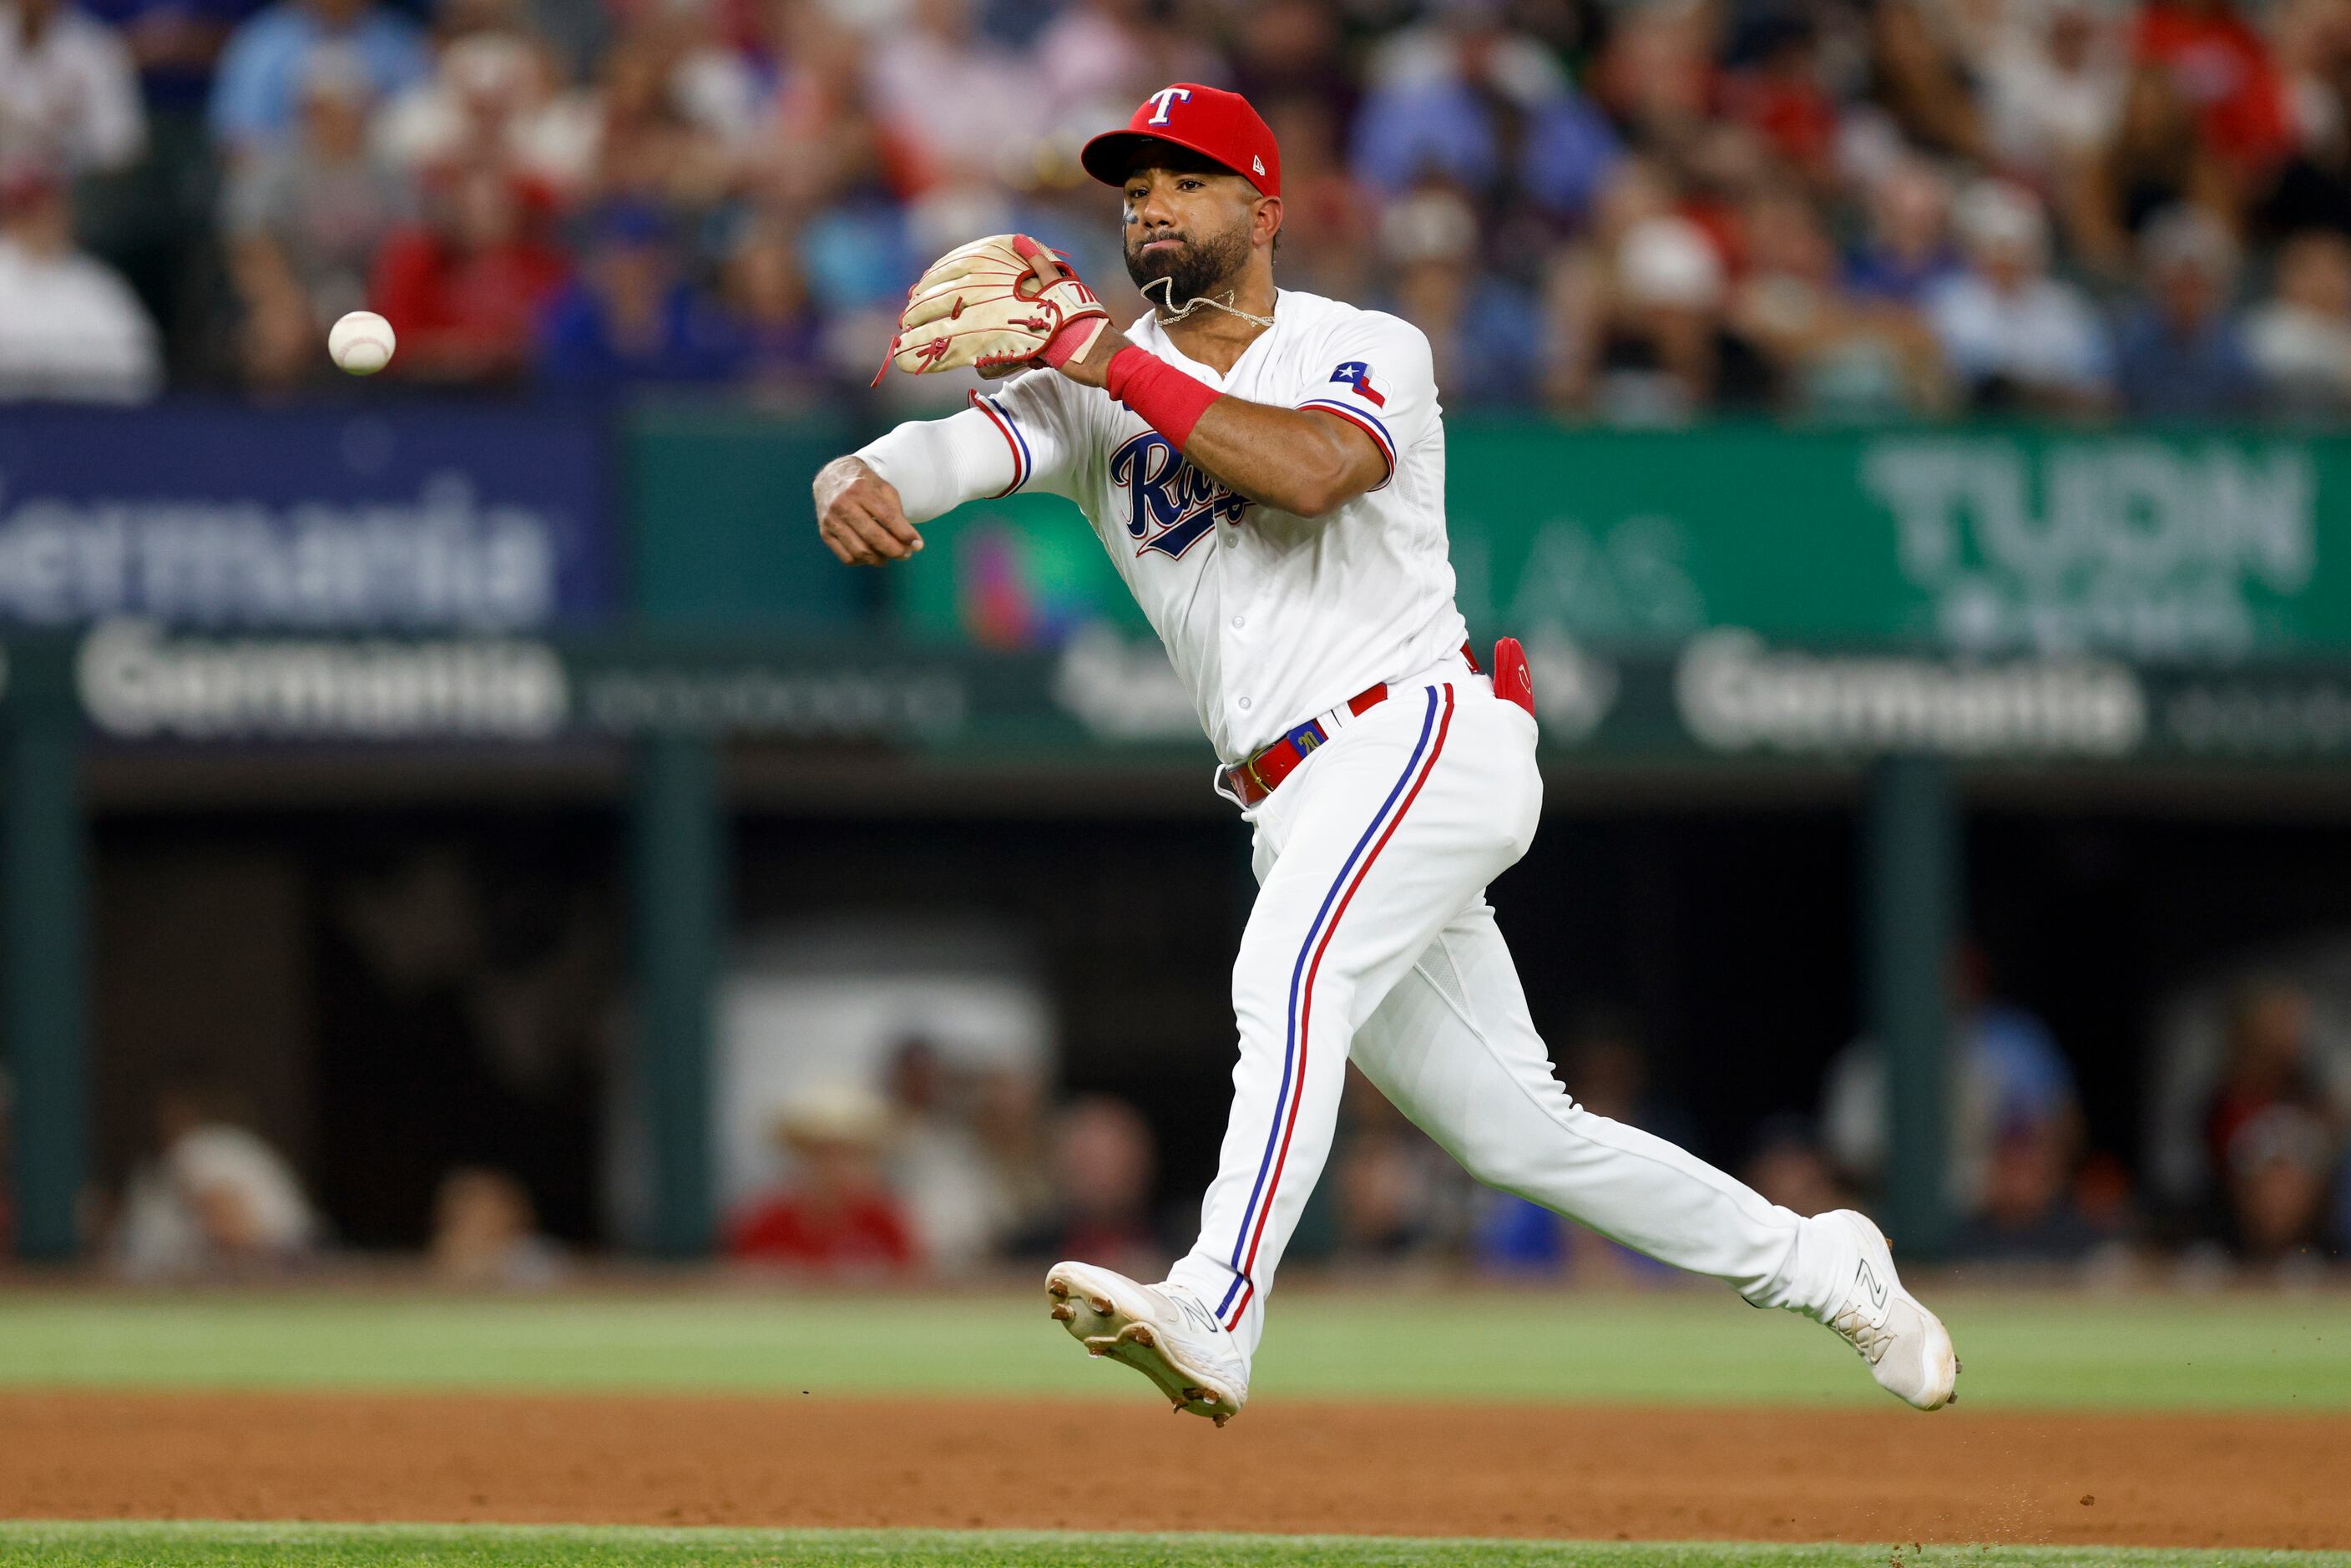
[[1327, 361, 1386, 407], [1300, 360, 1398, 484]]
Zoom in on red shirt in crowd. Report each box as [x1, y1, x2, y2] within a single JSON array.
[[368, 223, 569, 382], [2134, 0, 2294, 174], [726, 1190, 918, 1271]]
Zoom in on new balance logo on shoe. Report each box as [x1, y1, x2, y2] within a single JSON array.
[[1855, 1259, 1889, 1318], [1170, 1290, 1223, 1337]]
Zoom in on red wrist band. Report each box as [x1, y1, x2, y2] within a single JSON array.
[[1105, 346, 1220, 448]]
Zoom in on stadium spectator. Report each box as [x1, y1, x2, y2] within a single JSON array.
[[1256, 95, 1373, 302], [208, 0, 427, 155], [970, 1065, 1055, 1251], [1823, 941, 2085, 1222], [80, 0, 254, 116], [1720, 16, 1840, 189], [1927, 178, 2111, 412], [1742, 1115, 1849, 1217], [2131, 0, 2294, 182], [2217, 1102, 2341, 1266], [2202, 982, 2344, 1259], [1331, 1065, 1463, 1262], [1226, 0, 1350, 114], [534, 200, 741, 388], [1866, 0, 1989, 161], [1008, 1095, 1162, 1279], [719, 210, 827, 397], [1980, 0, 2126, 180], [1352, 0, 1620, 226], [375, 30, 596, 198], [1594, 0, 1719, 160], [879, 1035, 999, 1273], [2113, 203, 2257, 416], [2068, 66, 2217, 278], [865, 0, 1035, 195], [1378, 181, 1543, 406], [1732, 181, 1949, 415], [367, 158, 567, 383], [581, 28, 741, 216], [0, 158, 161, 401], [0, 0, 147, 176], [1952, 1119, 2113, 1263], [429, 1166, 566, 1287], [1842, 156, 1962, 307], [2263, 14, 2351, 236], [1584, 211, 1777, 421], [734, 0, 883, 216], [2245, 229, 2351, 413], [112, 1077, 320, 1280], [728, 1082, 918, 1272], [220, 43, 412, 387]]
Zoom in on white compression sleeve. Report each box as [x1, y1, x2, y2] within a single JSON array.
[[853, 407, 1019, 524]]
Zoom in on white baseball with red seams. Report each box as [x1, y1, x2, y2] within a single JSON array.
[[328, 311, 395, 375], [853, 286, 1952, 1401]]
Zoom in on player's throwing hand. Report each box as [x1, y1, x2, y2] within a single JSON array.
[[811, 456, 922, 566]]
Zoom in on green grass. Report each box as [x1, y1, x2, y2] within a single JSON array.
[[0, 1524, 2344, 1568], [0, 1287, 2344, 1410]]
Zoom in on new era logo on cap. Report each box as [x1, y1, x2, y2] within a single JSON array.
[[1079, 83, 1282, 199]]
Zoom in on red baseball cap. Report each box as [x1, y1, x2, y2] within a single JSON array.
[[1081, 83, 1282, 199]]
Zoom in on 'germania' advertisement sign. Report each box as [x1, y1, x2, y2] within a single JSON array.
[[0, 403, 615, 630]]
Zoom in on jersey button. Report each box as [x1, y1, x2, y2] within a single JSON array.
[[1231, 615, 1246, 629], [1238, 696, 1252, 711]]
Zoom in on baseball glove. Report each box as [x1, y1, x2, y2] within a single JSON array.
[[872, 233, 1110, 383]]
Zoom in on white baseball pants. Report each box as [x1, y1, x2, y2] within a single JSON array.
[[1165, 661, 1850, 1354]]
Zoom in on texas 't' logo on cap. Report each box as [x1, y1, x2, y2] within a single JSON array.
[[1080, 83, 1282, 200]]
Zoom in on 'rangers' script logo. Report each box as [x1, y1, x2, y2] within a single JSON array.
[[1110, 432, 1246, 559]]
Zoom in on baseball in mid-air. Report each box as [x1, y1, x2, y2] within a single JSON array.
[[328, 311, 396, 376]]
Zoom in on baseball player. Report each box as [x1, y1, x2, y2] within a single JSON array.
[[814, 83, 1959, 1425]]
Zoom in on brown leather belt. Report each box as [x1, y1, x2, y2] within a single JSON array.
[[1221, 642, 1481, 807]]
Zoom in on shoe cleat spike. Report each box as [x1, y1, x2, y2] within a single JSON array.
[[1047, 1281, 1069, 1300], [1088, 1296, 1114, 1314], [1211, 1413, 1230, 1429], [1125, 1324, 1156, 1348], [1049, 1302, 1074, 1322]]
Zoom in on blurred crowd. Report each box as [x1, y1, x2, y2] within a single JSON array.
[[674, 953, 2351, 1282], [725, 1038, 1176, 1278], [8, 953, 2345, 1280], [710, 949, 2351, 1284], [9, 0, 2351, 413]]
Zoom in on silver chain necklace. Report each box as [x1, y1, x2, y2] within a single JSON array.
[[1145, 275, 1277, 328]]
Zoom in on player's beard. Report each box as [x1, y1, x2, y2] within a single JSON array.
[[1124, 220, 1251, 311]]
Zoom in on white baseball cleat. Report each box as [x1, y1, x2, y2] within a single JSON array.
[[1815, 1209, 1961, 1410], [1045, 1261, 1250, 1427]]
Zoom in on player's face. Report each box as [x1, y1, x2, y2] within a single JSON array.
[[1121, 161, 1257, 305]]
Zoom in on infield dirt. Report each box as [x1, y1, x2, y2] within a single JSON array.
[[3, 1392, 2347, 1550]]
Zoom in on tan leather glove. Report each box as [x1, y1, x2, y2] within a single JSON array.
[[872, 233, 1111, 383]]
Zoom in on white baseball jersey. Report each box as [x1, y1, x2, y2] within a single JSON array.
[[968, 289, 1470, 763], [853, 284, 1868, 1371]]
